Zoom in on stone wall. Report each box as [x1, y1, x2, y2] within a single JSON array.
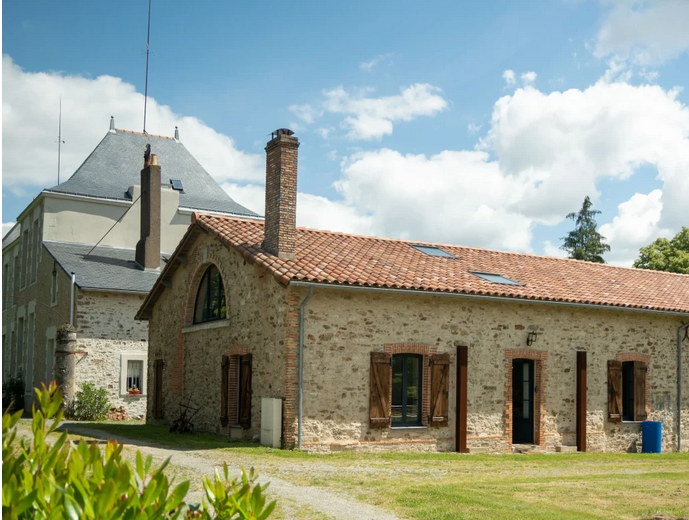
[[146, 231, 290, 439], [294, 287, 687, 453], [73, 291, 149, 417]]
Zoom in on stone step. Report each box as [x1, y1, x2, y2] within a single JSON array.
[[512, 444, 543, 454], [556, 445, 578, 453]]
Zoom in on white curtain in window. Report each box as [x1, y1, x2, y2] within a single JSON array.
[[127, 360, 143, 391]]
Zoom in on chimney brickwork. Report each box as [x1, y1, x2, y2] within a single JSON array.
[[263, 130, 299, 259], [136, 153, 161, 269]]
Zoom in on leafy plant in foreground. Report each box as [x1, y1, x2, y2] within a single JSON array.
[[2, 382, 276, 519]]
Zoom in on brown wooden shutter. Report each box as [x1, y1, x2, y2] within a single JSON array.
[[429, 353, 450, 426], [220, 355, 230, 427], [633, 361, 647, 421], [607, 360, 623, 422], [369, 352, 391, 429], [154, 360, 164, 419], [238, 353, 252, 429]]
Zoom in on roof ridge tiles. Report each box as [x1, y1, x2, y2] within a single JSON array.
[[115, 128, 176, 140]]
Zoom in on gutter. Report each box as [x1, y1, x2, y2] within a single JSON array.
[[70, 273, 76, 325], [288, 281, 689, 318], [297, 286, 314, 450], [679, 322, 689, 452]]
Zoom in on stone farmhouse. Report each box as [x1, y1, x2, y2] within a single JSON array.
[[137, 129, 689, 453], [2, 118, 257, 416]]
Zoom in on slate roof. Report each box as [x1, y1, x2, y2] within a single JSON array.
[[152, 213, 689, 315], [44, 241, 164, 293], [45, 128, 258, 217]]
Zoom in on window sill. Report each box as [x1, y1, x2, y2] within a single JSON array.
[[390, 425, 428, 430], [182, 320, 230, 334], [121, 393, 146, 398], [621, 421, 643, 424]]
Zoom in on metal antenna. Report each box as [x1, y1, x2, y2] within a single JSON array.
[[143, 0, 152, 134], [57, 97, 65, 184]]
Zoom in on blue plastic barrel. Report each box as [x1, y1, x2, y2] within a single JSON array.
[[641, 421, 662, 453]]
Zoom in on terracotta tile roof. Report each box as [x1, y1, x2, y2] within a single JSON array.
[[194, 213, 689, 315]]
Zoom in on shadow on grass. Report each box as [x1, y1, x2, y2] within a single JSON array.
[[58, 421, 260, 452]]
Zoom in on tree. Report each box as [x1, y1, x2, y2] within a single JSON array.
[[633, 227, 689, 274], [560, 196, 611, 263]]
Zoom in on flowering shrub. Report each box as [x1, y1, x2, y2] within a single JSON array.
[[2, 382, 276, 519]]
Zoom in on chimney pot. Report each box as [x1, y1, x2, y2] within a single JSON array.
[[263, 129, 299, 259], [151, 153, 157, 166], [174, 126, 180, 141], [109, 116, 116, 133]]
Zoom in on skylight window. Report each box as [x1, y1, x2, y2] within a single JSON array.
[[469, 271, 521, 285], [170, 179, 184, 191], [410, 244, 456, 258]]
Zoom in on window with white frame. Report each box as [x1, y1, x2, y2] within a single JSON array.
[[20, 230, 28, 287], [120, 353, 147, 395]]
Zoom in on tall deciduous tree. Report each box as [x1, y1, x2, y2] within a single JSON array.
[[560, 196, 611, 263], [633, 227, 689, 274]]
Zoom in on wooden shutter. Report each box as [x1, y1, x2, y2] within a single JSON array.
[[430, 353, 450, 426], [369, 352, 391, 429], [220, 355, 230, 427], [607, 360, 622, 422], [633, 361, 647, 422], [154, 360, 164, 419], [238, 354, 252, 429]]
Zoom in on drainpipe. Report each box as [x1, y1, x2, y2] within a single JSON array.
[[679, 322, 689, 452], [70, 273, 76, 326], [297, 286, 314, 450]]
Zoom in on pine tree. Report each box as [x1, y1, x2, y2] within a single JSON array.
[[560, 196, 611, 263]]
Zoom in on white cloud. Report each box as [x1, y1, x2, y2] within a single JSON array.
[[317, 127, 333, 139], [221, 183, 373, 235], [326, 80, 689, 255], [502, 70, 516, 86], [599, 189, 672, 265], [595, 0, 689, 66], [2, 55, 263, 197], [521, 71, 537, 86], [467, 123, 482, 135], [359, 53, 393, 72], [288, 103, 323, 124], [543, 240, 568, 258], [639, 69, 659, 83], [2, 223, 17, 238], [322, 84, 448, 140]]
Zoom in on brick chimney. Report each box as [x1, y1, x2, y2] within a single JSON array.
[[263, 129, 299, 259], [135, 145, 161, 269]]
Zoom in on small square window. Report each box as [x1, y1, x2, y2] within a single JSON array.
[[410, 244, 456, 258], [469, 271, 521, 285], [170, 179, 184, 191]]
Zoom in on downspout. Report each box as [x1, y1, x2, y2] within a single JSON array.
[[679, 322, 689, 452], [69, 272, 76, 326], [297, 286, 314, 450]]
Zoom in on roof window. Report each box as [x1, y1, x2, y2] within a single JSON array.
[[411, 244, 456, 258], [170, 179, 184, 191], [469, 271, 521, 285]]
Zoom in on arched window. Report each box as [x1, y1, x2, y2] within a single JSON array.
[[193, 265, 227, 323]]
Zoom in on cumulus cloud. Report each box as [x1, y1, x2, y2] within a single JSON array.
[[289, 103, 323, 124], [502, 70, 516, 86], [321, 84, 448, 140], [521, 71, 537, 86], [2, 55, 263, 197], [323, 81, 689, 258], [595, 0, 689, 66], [599, 189, 672, 265], [221, 183, 373, 235], [543, 240, 568, 258], [359, 53, 393, 72], [467, 123, 482, 135]]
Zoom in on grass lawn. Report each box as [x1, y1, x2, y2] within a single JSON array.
[[55, 422, 689, 520]]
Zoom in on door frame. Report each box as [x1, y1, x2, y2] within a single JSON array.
[[512, 358, 535, 444]]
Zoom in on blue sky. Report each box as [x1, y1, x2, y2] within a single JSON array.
[[3, 0, 688, 265]]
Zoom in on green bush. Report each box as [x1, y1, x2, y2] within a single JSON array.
[[2, 373, 25, 413], [2, 382, 276, 519], [73, 382, 111, 421]]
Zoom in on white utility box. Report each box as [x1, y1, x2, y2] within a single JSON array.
[[261, 397, 282, 448]]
